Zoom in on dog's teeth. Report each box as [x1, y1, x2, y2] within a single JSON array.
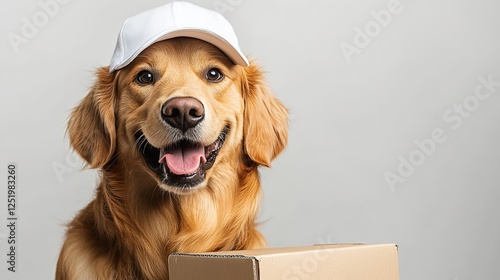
[[159, 149, 166, 163], [207, 142, 217, 152]]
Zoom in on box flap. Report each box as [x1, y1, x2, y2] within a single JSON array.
[[169, 253, 259, 280], [258, 244, 399, 279]]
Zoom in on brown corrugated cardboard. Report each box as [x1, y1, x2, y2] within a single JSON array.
[[168, 243, 399, 280]]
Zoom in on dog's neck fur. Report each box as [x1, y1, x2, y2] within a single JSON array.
[[87, 153, 265, 279]]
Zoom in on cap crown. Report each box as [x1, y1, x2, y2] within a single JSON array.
[[109, 1, 248, 72]]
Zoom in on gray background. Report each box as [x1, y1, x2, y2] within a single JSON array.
[[1, 0, 499, 279]]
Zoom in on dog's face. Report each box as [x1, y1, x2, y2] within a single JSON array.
[[68, 38, 287, 194], [118, 38, 247, 193]]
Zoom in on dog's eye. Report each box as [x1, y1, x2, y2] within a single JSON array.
[[206, 68, 224, 83], [135, 70, 155, 85]]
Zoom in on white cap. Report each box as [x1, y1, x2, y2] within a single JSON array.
[[109, 1, 249, 72]]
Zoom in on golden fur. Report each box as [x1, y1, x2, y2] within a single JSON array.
[[56, 38, 288, 279]]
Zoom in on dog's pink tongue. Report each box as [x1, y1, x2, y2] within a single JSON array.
[[160, 145, 206, 175]]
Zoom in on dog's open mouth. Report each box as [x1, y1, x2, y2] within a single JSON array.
[[135, 127, 228, 188]]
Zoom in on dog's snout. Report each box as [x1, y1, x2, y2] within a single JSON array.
[[161, 97, 205, 132]]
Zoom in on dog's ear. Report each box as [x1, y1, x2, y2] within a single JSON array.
[[242, 63, 288, 167], [67, 67, 116, 168]]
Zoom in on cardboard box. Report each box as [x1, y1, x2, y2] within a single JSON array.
[[168, 243, 399, 280]]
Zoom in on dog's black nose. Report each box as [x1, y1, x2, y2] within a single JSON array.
[[161, 97, 205, 132]]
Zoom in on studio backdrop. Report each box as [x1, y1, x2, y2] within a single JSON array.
[[1, 0, 499, 279]]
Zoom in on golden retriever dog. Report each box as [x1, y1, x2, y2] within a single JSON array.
[[56, 37, 288, 279]]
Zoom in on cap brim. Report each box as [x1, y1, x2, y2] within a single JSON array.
[[110, 28, 249, 72]]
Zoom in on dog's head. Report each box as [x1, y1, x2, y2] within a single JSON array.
[[68, 38, 287, 194]]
